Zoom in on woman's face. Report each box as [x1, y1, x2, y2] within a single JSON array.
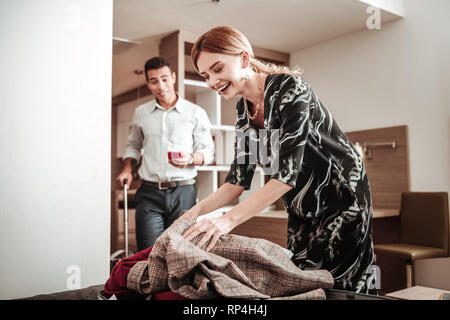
[[197, 51, 247, 100]]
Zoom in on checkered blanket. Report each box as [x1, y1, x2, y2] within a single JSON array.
[[127, 220, 334, 299]]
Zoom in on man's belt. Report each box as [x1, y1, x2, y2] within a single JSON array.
[[142, 179, 196, 190]]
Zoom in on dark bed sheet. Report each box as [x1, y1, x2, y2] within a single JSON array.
[[20, 286, 391, 300], [19, 285, 105, 300]]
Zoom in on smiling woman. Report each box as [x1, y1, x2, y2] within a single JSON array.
[[191, 26, 300, 98], [173, 25, 378, 295]]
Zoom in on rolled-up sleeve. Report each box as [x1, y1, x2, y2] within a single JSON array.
[[269, 76, 311, 188], [192, 108, 215, 165], [122, 110, 143, 161]]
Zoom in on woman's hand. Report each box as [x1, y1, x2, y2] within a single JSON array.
[[182, 215, 234, 252], [174, 208, 200, 224]]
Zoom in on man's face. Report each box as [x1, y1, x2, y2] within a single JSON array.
[[146, 66, 176, 103]]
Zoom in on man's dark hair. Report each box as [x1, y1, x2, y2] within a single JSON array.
[[144, 57, 172, 81]]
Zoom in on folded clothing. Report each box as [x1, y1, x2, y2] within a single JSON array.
[[104, 246, 186, 300], [104, 246, 151, 300], [126, 220, 334, 300]]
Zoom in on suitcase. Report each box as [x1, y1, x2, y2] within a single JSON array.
[[109, 179, 134, 272], [99, 179, 135, 300]]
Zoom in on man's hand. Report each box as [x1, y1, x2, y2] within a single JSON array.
[[168, 152, 194, 168], [116, 168, 133, 188]]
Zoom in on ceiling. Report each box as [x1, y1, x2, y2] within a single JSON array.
[[112, 0, 402, 97]]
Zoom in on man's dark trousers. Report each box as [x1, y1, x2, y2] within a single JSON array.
[[134, 183, 197, 251]]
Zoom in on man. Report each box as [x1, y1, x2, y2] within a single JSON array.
[[116, 56, 214, 251]]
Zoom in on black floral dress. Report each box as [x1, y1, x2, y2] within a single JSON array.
[[225, 73, 376, 293]]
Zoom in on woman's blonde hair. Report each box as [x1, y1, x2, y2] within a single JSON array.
[[191, 26, 302, 76]]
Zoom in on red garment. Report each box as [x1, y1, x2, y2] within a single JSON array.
[[103, 246, 185, 300], [153, 291, 186, 300]]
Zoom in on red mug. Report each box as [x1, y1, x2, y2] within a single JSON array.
[[168, 151, 182, 160]]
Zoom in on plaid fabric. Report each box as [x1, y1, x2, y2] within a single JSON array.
[[127, 220, 334, 300]]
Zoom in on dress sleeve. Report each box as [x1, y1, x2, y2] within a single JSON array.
[[269, 75, 311, 188], [224, 124, 257, 191]]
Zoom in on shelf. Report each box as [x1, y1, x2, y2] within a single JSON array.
[[197, 165, 230, 172], [184, 79, 237, 128], [196, 207, 393, 222], [255, 210, 288, 218], [184, 78, 221, 126], [211, 124, 234, 131], [196, 205, 233, 221], [197, 165, 267, 173], [184, 78, 208, 88], [197, 206, 284, 222], [373, 208, 399, 218]]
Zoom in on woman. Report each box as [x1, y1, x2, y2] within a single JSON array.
[[178, 26, 376, 294]]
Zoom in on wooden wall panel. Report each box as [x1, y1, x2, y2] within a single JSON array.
[[346, 125, 410, 211], [346, 126, 410, 292], [230, 211, 288, 248], [159, 31, 182, 96]]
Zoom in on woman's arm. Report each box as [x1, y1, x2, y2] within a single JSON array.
[[226, 179, 292, 227], [178, 182, 245, 220], [183, 178, 292, 251]]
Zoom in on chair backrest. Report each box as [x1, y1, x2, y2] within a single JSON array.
[[400, 192, 449, 253]]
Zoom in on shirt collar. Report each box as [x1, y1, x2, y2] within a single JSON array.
[[152, 93, 184, 114]]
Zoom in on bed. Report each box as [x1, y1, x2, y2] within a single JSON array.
[[20, 285, 391, 300]]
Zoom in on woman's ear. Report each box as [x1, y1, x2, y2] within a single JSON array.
[[241, 51, 250, 68]]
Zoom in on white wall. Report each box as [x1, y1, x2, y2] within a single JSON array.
[[0, 0, 113, 299], [290, 0, 450, 193]]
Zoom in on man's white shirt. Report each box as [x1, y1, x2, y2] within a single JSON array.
[[123, 96, 215, 182]]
